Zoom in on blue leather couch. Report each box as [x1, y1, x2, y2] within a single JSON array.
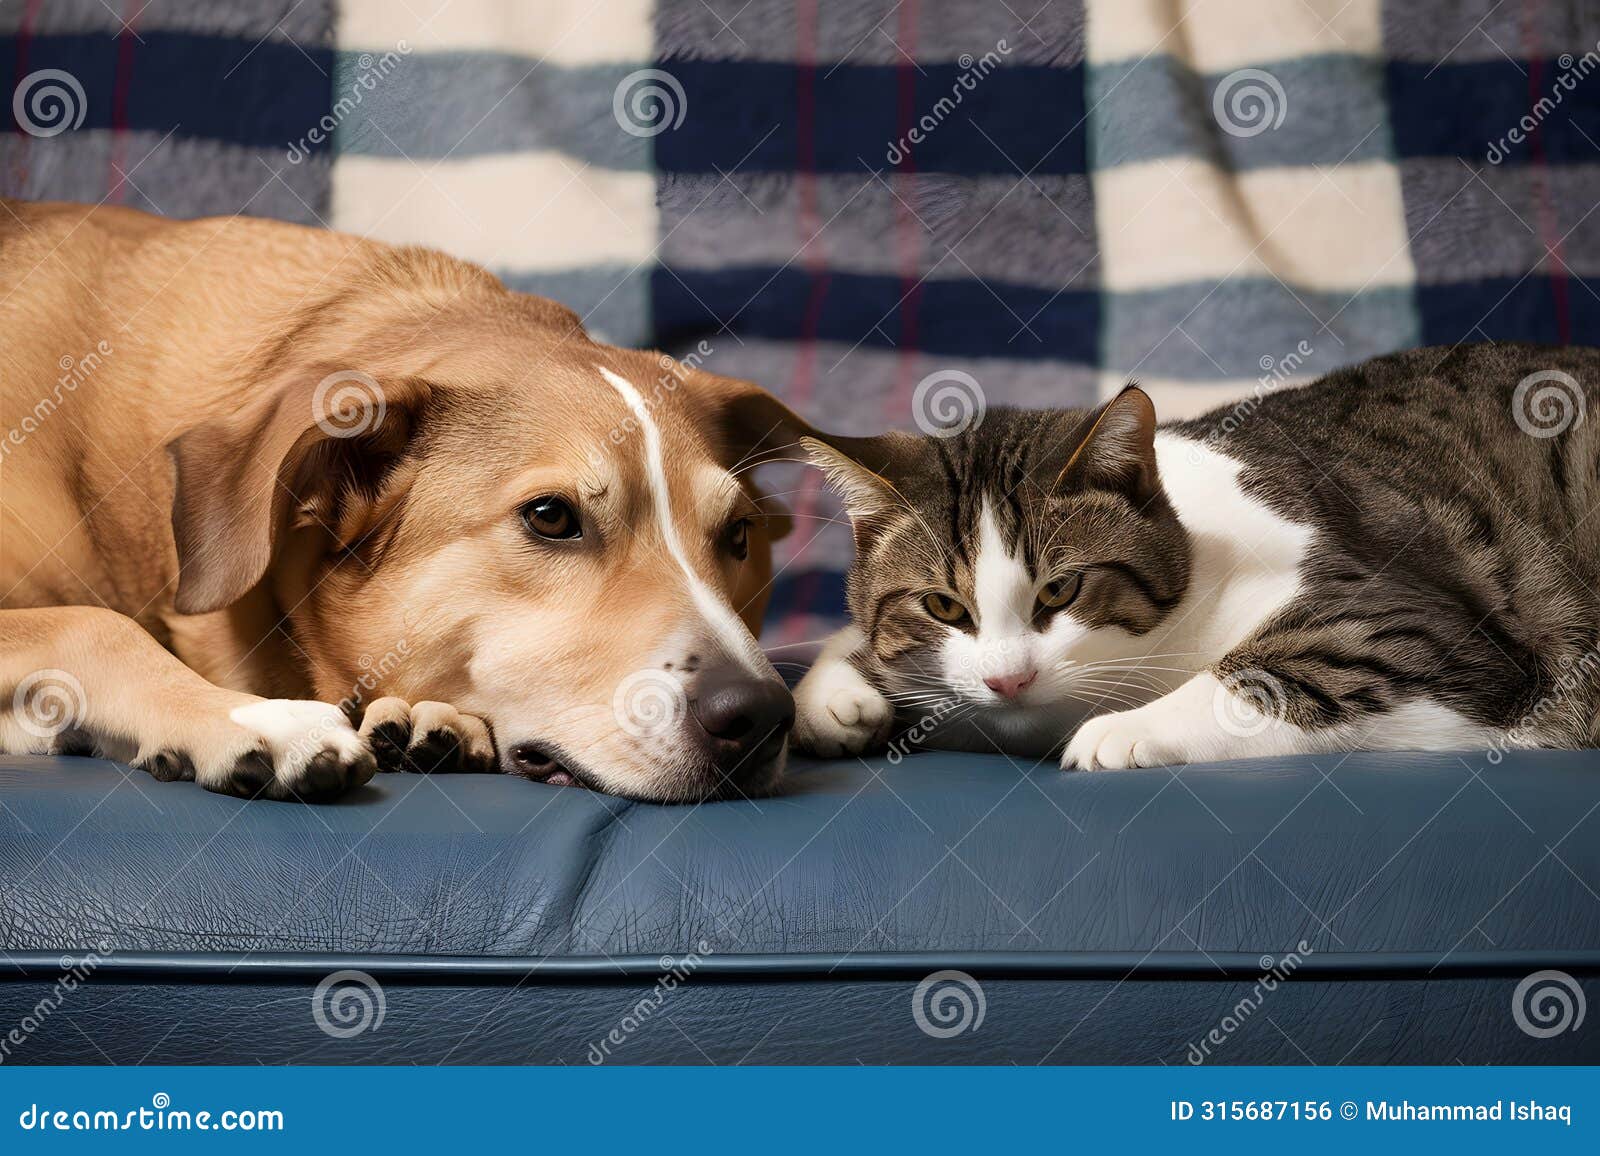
[[2, 751, 1597, 1064]]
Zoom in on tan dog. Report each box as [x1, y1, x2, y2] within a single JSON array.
[[0, 199, 816, 803]]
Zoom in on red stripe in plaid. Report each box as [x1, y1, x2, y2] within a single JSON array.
[[1523, 0, 1572, 344], [890, 0, 924, 419], [7, 0, 43, 192], [108, 1, 140, 203], [776, 0, 832, 647]]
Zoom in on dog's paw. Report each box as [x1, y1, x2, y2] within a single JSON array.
[[359, 697, 497, 774], [1061, 707, 1187, 771], [793, 664, 894, 758], [134, 698, 378, 801]]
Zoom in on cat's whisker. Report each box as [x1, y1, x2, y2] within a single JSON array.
[[889, 693, 957, 704], [1071, 688, 1161, 710], [1078, 660, 1202, 676], [1074, 664, 1170, 681], [1067, 691, 1153, 713], [1083, 650, 1204, 663], [1071, 668, 1171, 690], [729, 454, 815, 477], [1069, 667, 1165, 687], [775, 513, 856, 525], [1063, 691, 1139, 716]]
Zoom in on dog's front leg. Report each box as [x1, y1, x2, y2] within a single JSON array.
[[0, 606, 376, 800], [358, 697, 497, 774]]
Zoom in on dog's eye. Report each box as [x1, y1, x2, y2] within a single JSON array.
[[521, 496, 580, 540], [727, 517, 751, 561], [922, 592, 970, 625], [1036, 573, 1081, 610]]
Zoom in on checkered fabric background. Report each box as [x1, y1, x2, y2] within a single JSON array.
[[5, 0, 1600, 653]]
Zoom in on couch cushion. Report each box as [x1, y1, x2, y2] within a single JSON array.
[[3, 749, 1599, 969]]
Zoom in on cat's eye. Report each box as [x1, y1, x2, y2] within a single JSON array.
[[1037, 573, 1081, 610], [521, 496, 581, 540], [922, 592, 970, 624]]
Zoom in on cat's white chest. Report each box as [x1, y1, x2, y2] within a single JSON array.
[[1149, 432, 1312, 662]]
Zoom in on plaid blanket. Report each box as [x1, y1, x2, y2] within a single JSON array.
[[6, 0, 1600, 651]]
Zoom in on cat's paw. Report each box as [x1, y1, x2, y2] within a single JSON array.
[[1061, 706, 1189, 771], [793, 662, 894, 758]]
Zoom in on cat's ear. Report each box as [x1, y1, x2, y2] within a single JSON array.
[[1056, 384, 1159, 499], [801, 433, 916, 519]]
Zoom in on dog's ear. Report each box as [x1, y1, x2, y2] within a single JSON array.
[[168, 366, 428, 615], [679, 367, 921, 531], [681, 369, 814, 471], [678, 369, 821, 544]]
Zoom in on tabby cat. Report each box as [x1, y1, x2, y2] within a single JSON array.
[[792, 343, 1600, 769]]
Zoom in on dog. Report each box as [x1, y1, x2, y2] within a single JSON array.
[[0, 198, 817, 803]]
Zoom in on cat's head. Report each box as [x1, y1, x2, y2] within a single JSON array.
[[805, 387, 1191, 738]]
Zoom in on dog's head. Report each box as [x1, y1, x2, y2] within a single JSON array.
[[168, 260, 813, 801]]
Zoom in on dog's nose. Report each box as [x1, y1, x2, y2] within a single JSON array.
[[983, 668, 1038, 699], [691, 670, 795, 771]]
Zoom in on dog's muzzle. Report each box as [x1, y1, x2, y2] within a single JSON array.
[[502, 665, 794, 801], [688, 666, 794, 787]]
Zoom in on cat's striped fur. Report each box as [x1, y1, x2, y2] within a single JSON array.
[[793, 343, 1600, 769]]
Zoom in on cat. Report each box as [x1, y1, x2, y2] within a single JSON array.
[[791, 343, 1600, 770]]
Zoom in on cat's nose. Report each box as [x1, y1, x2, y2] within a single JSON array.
[[984, 669, 1038, 699]]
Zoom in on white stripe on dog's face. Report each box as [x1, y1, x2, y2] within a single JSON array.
[[596, 366, 771, 677]]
